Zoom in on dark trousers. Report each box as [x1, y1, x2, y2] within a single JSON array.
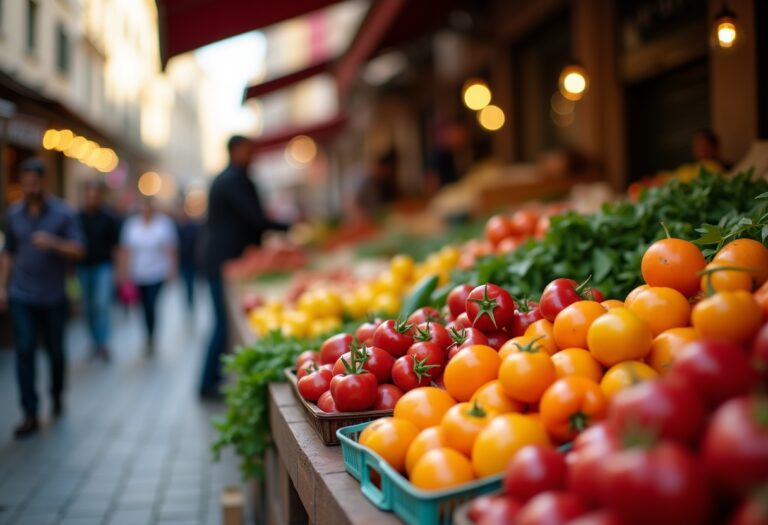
[[180, 264, 195, 310], [137, 282, 163, 338], [9, 300, 68, 417], [200, 273, 227, 393]]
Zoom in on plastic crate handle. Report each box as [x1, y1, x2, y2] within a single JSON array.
[[360, 452, 393, 510]]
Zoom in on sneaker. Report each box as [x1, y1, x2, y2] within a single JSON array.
[[13, 416, 39, 439]]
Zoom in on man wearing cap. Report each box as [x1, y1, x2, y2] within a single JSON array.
[[0, 158, 85, 438]]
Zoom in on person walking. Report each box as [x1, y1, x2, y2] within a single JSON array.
[[117, 197, 177, 354], [175, 205, 200, 312], [199, 136, 289, 399], [77, 181, 121, 361], [0, 158, 85, 438]]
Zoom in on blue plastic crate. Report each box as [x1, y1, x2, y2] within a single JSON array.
[[337, 421, 504, 525]]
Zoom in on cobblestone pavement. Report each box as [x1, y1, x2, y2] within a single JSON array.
[[0, 283, 248, 525]]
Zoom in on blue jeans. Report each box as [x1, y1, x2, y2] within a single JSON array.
[[9, 300, 68, 417], [180, 263, 195, 310], [137, 282, 163, 339], [200, 274, 227, 393], [77, 262, 114, 348]]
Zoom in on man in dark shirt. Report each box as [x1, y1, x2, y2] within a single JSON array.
[[199, 136, 288, 398], [176, 207, 200, 311], [78, 182, 121, 361], [0, 158, 85, 438]]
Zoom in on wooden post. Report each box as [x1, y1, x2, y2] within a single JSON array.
[[221, 486, 245, 525]]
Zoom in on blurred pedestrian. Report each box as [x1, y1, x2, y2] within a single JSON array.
[[200, 135, 289, 399], [347, 150, 399, 222], [117, 197, 177, 354], [78, 181, 121, 361], [692, 129, 728, 170], [0, 158, 85, 438], [176, 204, 200, 312], [425, 120, 468, 195]]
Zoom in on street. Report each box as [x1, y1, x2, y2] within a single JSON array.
[[0, 283, 247, 525]]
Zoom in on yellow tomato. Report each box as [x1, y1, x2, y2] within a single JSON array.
[[405, 427, 450, 476], [623, 284, 650, 309], [471, 414, 551, 477], [342, 293, 367, 319], [551, 348, 604, 382], [371, 293, 400, 315], [470, 380, 524, 414], [587, 308, 652, 366], [646, 327, 699, 375], [358, 417, 420, 474], [443, 345, 502, 402], [552, 301, 606, 350], [523, 319, 558, 355], [600, 360, 658, 399], [700, 261, 754, 293], [627, 287, 691, 337], [394, 387, 456, 430], [390, 254, 415, 282], [691, 290, 764, 344], [440, 402, 497, 456], [411, 448, 475, 490], [601, 299, 625, 310]]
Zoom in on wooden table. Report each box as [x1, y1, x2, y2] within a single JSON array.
[[266, 382, 402, 525]]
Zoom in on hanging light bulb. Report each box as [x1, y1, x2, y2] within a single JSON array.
[[713, 3, 738, 49], [559, 64, 589, 101]]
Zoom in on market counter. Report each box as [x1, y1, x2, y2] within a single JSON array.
[[267, 382, 402, 525]]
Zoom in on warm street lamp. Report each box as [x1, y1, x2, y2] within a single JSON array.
[[559, 64, 589, 101], [713, 3, 738, 49]]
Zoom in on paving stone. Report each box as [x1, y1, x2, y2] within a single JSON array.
[[59, 518, 104, 525]]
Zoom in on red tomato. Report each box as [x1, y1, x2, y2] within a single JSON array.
[[474, 496, 523, 525], [372, 319, 415, 358], [406, 341, 445, 377], [407, 307, 443, 325], [447, 326, 489, 353], [297, 359, 318, 380], [448, 284, 474, 318], [751, 323, 768, 380], [319, 333, 354, 365], [727, 495, 768, 525], [510, 209, 539, 237], [466, 284, 516, 331], [516, 491, 587, 525], [316, 390, 337, 412], [329, 371, 377, 412], [295, 350, 319, 370], [413, 321, 452, 351], [703, 396, 768, 496], [540, 278, 604, 322], [453, 312, 472, 329], [297, 367, 332, 402], [510, 300, 544, 337], [373, 384, 404, 410], [503, 445, 567, 502], [567, 423, 620, 507], [608, 378, 706, 446], [602, 443, 711, 525], [484, 330, 509, 350], [669, 340, 754, 407], [392, 355, 436, 391], [568, 511, 624, 525], [332, 346, 395, 384], [486, 214, 515, 245], [355, 320, 382, 346]]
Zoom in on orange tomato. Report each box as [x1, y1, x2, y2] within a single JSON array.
[[404, 426, 450, 476], [755, 281, 768, 317], [524, 319, 558, 355], [499, 335, 546, 360], [358, 417, 419, 473], [440, 401, 497, 455], [443, 345, 501, 401], [471, 413, 551, 477], [646, 327, 698, 375], [691, 290, 763, 344], [624, 284, 650, 309], [498, 350, 556, 404], [641, 238, 706, 297], [411, 448, 475, 490], [551, 348, 604, 382], [587, 307, 652, 366], [601, 299, 625, 310], [713, 238, 768, 287], [539, 377, 608, 442], [394, 387, 456, 430], [470, 380, 524, 414], [600, 360, 658, 399], [626, 287, 691, 337], [552, 301, 606, 349], [700, 261, 754, 293]]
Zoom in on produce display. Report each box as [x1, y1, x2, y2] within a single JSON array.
[[215, 169, 768, 524]]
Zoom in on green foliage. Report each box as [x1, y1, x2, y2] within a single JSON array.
[[450, 169, 768, 300], [212, 321, 360, 480]]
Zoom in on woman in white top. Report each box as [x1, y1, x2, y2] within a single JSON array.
[[118, 197, 177, 352]]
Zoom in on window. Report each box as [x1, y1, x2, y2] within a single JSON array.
[[56, 24, 70, 74], [26, 0, 37, 53]]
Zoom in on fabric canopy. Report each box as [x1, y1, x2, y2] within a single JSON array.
[[253, 114, 347, 151], [156, 0, 341, 66]]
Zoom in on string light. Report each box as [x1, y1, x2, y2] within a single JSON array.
[[462, 80, 492, 110], [559, 65, 589, 101]]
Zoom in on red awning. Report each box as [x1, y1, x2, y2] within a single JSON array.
[[243, 59, 333, 102], [156, 0, 342, 67], [253, 114, 347, 151]]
